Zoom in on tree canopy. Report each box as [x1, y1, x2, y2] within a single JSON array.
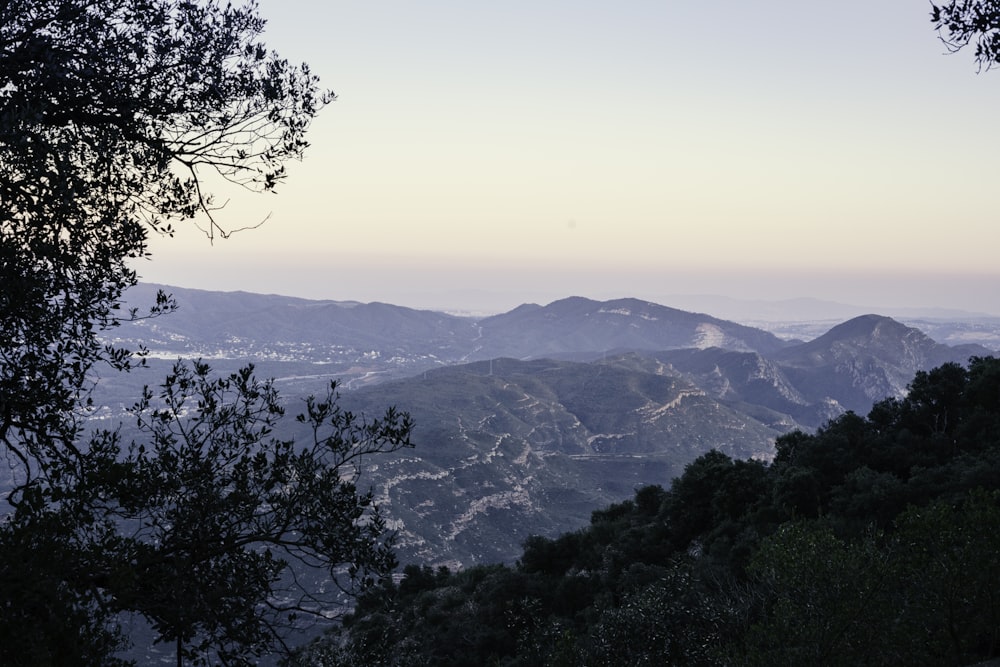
[[305, 357, 1000, 666], [0, 1, 414, 663], [932, 1, 1000, 71], [1, 0, 329, 497]]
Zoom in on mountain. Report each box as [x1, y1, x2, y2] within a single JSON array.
[[72, 287, 1000, 661], [336, 356, 781, 567], [97, 287, 996, 568], [773, 314, 989, 414], [121, 283, 476, 363], [646, 348, 840, 430], [306, 316, 987, 567], [113, 287, 796, 389], [470, 297, 793, 360], [640, 315, 992, 430]]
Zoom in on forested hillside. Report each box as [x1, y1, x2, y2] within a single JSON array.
[[5, 0, 1000, 664], [296, 356, 1000, 666]]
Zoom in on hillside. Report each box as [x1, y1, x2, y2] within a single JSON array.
[[471, 296, 793, 359], [773, 314, 989, 414], [337, 356, 780, 566], [303, 358, 1000, 667], [95, 287, 997, 568], [115, 286, 792, 374]]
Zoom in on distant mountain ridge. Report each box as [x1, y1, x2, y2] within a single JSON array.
[[473, 296, 792, 359], [116, 284, 994, 428], [774, 314, 989, 414], [121, 285, 793, 365], [99, 284, 996, 567], [122, 284, 472, 359]]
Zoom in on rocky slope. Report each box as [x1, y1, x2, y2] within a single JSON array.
[[338, 356, 780, 567], [96, 288, 996, 567]]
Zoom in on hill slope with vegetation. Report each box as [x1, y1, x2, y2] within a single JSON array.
[[294, 356, 1000, 666]]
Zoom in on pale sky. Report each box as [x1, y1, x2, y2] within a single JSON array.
[[138, 1, 1000, 316]]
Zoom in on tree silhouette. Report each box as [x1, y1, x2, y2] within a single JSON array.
[[0, 1, 414, 663], [932, 1, 1000, 72]]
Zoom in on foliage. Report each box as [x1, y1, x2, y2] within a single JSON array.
[[0, 0, 411, 663], [0, 495, 133, 666], [737, 490, 1000, 666], [740, 522, 897, 666], [892, 490, 1000, 662], [310, 356, 1000, 666], [932, 1, 1000, 71], [1, 0, 328, 233], [2, 362, 413, 665], [120, 362, 411, 662], [1, 0, 329, 498], [583, 562, 728, 667]]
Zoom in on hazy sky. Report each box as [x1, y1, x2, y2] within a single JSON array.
[[139, 1, 1000, 315]]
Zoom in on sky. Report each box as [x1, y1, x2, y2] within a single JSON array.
[[138, 1, 1000, 316]]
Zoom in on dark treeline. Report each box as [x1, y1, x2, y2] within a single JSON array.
[[292, 356, 1000, 666]]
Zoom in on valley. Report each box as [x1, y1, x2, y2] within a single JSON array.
[[94, 284, 1000, 569]]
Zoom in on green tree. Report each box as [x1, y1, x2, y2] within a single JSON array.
[[893, 490, 1000, 663], [585, 560, 727, 667], [128, 362, 412, 663], [741, 522, 897, 666], [738, 491, 1000, 666], [3, 361, 414, 665]]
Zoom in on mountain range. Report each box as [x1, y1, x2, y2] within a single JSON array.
[[102, 284, 996, 567]]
